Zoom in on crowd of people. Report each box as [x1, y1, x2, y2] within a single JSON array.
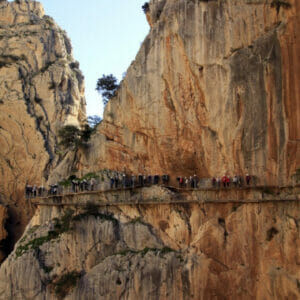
[[211, 174, 252, 188], [176, 175, 199, 188], [25, 185, 46, 199], [108, 174, 170, 189], [70, 178, 97, 193], [25, 172, 253, 199], [24, 174, 170, 198], [175, 174, 252, 188]]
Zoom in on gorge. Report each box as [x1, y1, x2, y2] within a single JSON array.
[[0, 0, 299, 299]]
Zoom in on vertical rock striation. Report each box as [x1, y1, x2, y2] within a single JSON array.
[[0, 0, 86, 245], [0, 196, 299, 299], [79, 0, 300, 186]]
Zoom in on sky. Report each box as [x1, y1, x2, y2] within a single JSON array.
[[37, 0, 149, 117]]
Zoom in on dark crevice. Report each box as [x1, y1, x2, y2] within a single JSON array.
[[18, 66, 55, 180], [266, 227, 279, 241], [1, 207, 16, 258], [218, 218, 228, 243]]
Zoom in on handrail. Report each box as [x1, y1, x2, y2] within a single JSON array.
[[30, 184, 300, 207]]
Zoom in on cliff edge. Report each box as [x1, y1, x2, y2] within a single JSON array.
[[0, 191, 299, 299], [79, 0, 300, 186], [0, 0, 86, 248]]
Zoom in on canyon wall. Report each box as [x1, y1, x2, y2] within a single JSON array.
[[0, 191, 299, 299], [0, 205, 7, 263], [0, 0, 86, 245], [79, 0, 300, 186]]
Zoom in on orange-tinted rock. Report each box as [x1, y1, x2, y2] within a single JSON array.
[[0, 1, 85, 245], [79, 0, 300, 186]]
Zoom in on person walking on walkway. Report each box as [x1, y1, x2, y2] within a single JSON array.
[[90, 178, 96, 191], [222, 175, 227, 188], [25, 184, 32, 199], [233, 175, 238, 187], [194, 175, 198, 189], [115, 175, 119, 188], [148, 175, 152, 185], [212, 177, 216, 187], [138, 174, 143, 186], [226, 176, 230, 187], [185, 177, 189, 188], [179, 177, 184, 188], [33, 185, 37, 197], [110, 177, 115, 189], [190, 176, 194, 188], [216, 177, 221, 188], [246, 174, 251, 185], [122, 173, 126, 188]]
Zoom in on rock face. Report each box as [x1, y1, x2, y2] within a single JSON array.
[[0, 205, 8, 263], [79, 0, 300, 186], [0, 191, 299, 299], [0, 0, 86, 245]]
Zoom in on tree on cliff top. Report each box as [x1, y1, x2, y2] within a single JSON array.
[[96, 74, 119, 107], [58, 124, 93, 150], [142, 2, 150, 13]]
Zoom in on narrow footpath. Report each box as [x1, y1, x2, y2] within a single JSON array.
[[31, 185, 300, 207]]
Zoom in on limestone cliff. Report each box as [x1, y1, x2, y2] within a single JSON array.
[[79, 0, 300, 186], [0, 189, 299, 299], [0, 205, 7, 263], [0, 0, 86, 247]]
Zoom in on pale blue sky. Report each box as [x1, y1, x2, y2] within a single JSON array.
[[38, 0, 149, 117]]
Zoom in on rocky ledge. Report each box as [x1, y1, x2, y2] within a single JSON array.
[[0, 188, 299, 299]]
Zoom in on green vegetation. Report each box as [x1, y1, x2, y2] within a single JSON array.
[[58, 124, 94, 150], [16, 209, 74, 257], [15, 207, 119, 258], [159, 246, 174, 255], [142, 2, 150, 13], [58, 125, 81, 150], [54, 271, 82, 299], [96, 74, 119, 106], [59, 172, 99, 187], [73, 203, 118, 225], [81, 172, 99, 181], [116, 246, 175, 258], [128, 217, 143, 224], [58, 178, 72, 187], [16, 235, 52, 257]]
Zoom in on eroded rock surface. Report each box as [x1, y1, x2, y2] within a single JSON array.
[[0, 205, 7, 263], [0, 192, 299, 299], [79, 0, 300, 186], [0, 0, 85, 244]]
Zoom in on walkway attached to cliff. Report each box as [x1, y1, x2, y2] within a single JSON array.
[[30, 185, 300, 207]]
